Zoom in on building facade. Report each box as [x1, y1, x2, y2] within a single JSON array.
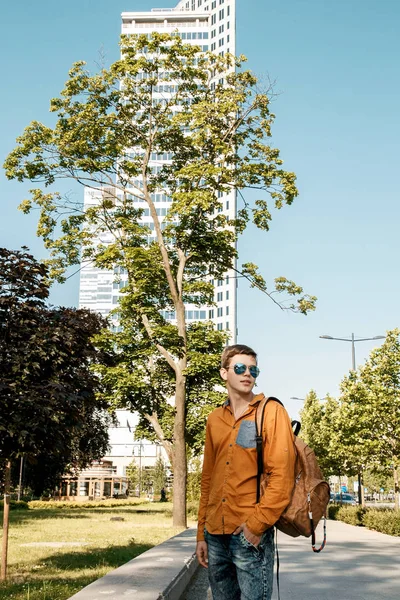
[[78, 0, 237, 476]]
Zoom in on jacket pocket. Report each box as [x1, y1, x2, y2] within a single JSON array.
[[236, 420, 256, 449]]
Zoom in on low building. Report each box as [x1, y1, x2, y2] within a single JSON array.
[[57, 410, 170, 500]]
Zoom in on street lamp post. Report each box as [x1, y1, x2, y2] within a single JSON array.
[[320, 334, 385, 372], [319, 333, 385, 505]]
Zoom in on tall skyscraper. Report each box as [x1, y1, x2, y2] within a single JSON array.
[[78, 1, 237, 474], [79, 0, 237, 336]]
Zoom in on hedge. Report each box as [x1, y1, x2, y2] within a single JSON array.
[[0, 500, 29, 510], [328, 504, 366, 526], [363, 509, 400, 536], [328, 504, 400, 536], [28, 498, 149, 510]]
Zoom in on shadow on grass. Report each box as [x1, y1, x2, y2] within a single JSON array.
[[0, 571, 123, 600], [6, 504, 173, 525], [0, 575, 97, 600], [0, 541, 153, 600], [40, 540, 153, 571], [8, 510, 92, 524]]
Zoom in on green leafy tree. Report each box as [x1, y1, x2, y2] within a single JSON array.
[[187, 456, 203, 503], [126, 460, 139, 496], [351, 330, 400, 509], [98, 319, 228, 466], [318, 395, 346, 479], [140, 467, 154, 496], [152, 457, 168, 497], [0, 247, 115, 578], [299, 391, 344, 480], [363, 468, 393, 497], [333, 373, 371, 504], [0, 247, 114, 469], [299, 390, 324, 457], [334, 330, 400, 508], [4, 34, 316, 525]]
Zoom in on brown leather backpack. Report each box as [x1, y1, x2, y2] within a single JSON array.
[[255, 396, 330, 552]]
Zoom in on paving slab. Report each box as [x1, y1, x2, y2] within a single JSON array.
[[184, 520, 400, 600]]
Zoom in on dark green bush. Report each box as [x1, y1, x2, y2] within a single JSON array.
[[328, 504, 366, 525], [336, 505, 366, 526], [0, 499, 29, 510], [327, 504, 341, 520], [187, 500, 199, 520], [363, 509, 400, 536], [328, 504, 400, 536]]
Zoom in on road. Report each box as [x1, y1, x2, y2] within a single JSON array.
[[183, 519, 400, 599]]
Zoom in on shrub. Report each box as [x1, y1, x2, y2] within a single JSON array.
[[363, 509, 400, 536], [336, 505, 366, 526], [327, 504, 341, 520], [0, 499, 29, 510], [187, 457, 202, 502], [187, 500, 199, 520], [328, 504, 366, 525], [28, 498, 149, 510]]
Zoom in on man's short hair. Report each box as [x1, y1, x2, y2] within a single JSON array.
[[221, 344, 257, 369]]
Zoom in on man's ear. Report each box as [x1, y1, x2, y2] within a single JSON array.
[[220, 368, 228, 381]]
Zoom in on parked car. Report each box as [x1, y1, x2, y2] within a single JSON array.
[[332, 492, 357, 505]]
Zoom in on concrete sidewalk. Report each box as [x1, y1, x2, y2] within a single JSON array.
[[185, 520, 400, 599], [68, 528, 198, 600]]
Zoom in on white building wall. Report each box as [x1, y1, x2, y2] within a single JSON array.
[[102, 410, 169, 476]]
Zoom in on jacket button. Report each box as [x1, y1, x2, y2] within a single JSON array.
[[222, 498, 225, 502], [226, 461, 229, 465]]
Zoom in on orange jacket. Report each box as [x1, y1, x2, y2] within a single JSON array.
[[197, 393, 296, 542]]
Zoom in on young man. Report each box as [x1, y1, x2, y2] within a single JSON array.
[[196, 344, 296, 600]]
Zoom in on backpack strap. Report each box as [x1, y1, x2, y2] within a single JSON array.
[[255, 397, 301, 503], [291, 420, 301, 436], [255, 396, 283, 503]]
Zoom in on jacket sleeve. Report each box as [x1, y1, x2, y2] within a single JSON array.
[[196, 416, 215, 542], [246, 402, 296, 536]]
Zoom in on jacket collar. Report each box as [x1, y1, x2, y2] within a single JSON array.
[[223, 392, 265, 408]]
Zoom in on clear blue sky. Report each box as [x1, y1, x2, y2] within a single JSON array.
[[1, 0, 399, 418]]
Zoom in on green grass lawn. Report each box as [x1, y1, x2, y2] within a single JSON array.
[[0, 500, 195, 600]]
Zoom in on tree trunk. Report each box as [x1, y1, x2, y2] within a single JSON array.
[[1, 460, 11, 581], [172, 371, 187, 527], [17, 456, 24, 502], [145, 412, 174, 467], [357, 468, 365, 506], [394, 466, 399, 511]]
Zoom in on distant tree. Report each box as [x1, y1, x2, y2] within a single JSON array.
[[363, 467, 393, 497], [299, 391, 344, 479], [152, 457, 168, 497], [126, 460, 140, 496], [140, 467, 154, 496], [318, 395, 346, 479], [348, 330, 400, 509], [299, 390, 324, 456], [187, 456, 203, 503], [4, 33, 316, 525]]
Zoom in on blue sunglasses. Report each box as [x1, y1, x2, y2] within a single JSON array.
[[229, 363, 260, 379]]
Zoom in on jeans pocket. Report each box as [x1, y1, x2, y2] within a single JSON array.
[[239, 531, 259, 552]]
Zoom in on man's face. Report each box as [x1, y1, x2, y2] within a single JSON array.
[[220, 353, 258, 395]]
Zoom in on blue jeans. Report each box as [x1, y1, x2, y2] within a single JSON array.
[[204, 527, 274, 600]]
